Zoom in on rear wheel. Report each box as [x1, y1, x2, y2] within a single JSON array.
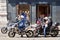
[[1, 27, 7, 34], [51, 27, 59, 37], [26, 30, 34, 37]]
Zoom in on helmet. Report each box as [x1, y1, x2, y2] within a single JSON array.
[[44, 17, 48, 20], [20, 15, 24, 18]]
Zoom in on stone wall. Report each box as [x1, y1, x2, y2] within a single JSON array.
[[0, 0, 7, 26]]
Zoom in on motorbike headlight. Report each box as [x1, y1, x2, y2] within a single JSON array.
[[52, 22, 57, 26]]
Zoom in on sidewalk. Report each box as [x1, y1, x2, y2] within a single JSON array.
[[0, 21, 7, 29]]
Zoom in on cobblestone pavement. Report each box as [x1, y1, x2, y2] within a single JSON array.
[[0, 33, 60, 40], [0, 25, 60, 40]]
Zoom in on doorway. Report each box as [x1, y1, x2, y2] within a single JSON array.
[[16, 4, 30, 20], [36, 4, 50, 19]]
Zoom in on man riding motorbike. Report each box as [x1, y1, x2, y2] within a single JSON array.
[[18, 12, 27, 37], [43, 17, 51, 37]]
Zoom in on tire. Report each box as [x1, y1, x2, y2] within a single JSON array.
[[34, 35, 38, 37], [1, 27, 7, 34], [51, 27, 59, 37], [8, 31, 15, 38], [26, 30, 34, 37]]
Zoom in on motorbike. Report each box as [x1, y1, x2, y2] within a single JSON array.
[[8, 20, 35, 38], [1, 20, 30, 34], [32, 22, 60, 37], [1, 23, 15, 34]]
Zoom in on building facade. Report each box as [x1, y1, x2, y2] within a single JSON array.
[[0, 0, 7, 25], [7, 0, 60, 24]]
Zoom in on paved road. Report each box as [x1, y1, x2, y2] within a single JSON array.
[[0, 33, 60, 40], [0, 28, 60, 40], [0, 25, 60, 40]]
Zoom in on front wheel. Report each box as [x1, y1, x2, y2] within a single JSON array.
[[1, 27, 7, 34], [51, 27, 59, 37], [26, 30, 34, 37], [8, 31, 15, 38], [34, 34, 38, 37]]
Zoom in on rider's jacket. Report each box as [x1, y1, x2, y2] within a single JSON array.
[[18, 13, 27, 29], [43, 17, 51, 27], [18, 19, 26, 29]]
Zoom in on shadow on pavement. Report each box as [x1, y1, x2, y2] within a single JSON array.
[[16, 35, 53, 38], [16, 34, 60, 38]]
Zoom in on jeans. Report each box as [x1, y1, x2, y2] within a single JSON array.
[[43, 26, 47, 37]]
